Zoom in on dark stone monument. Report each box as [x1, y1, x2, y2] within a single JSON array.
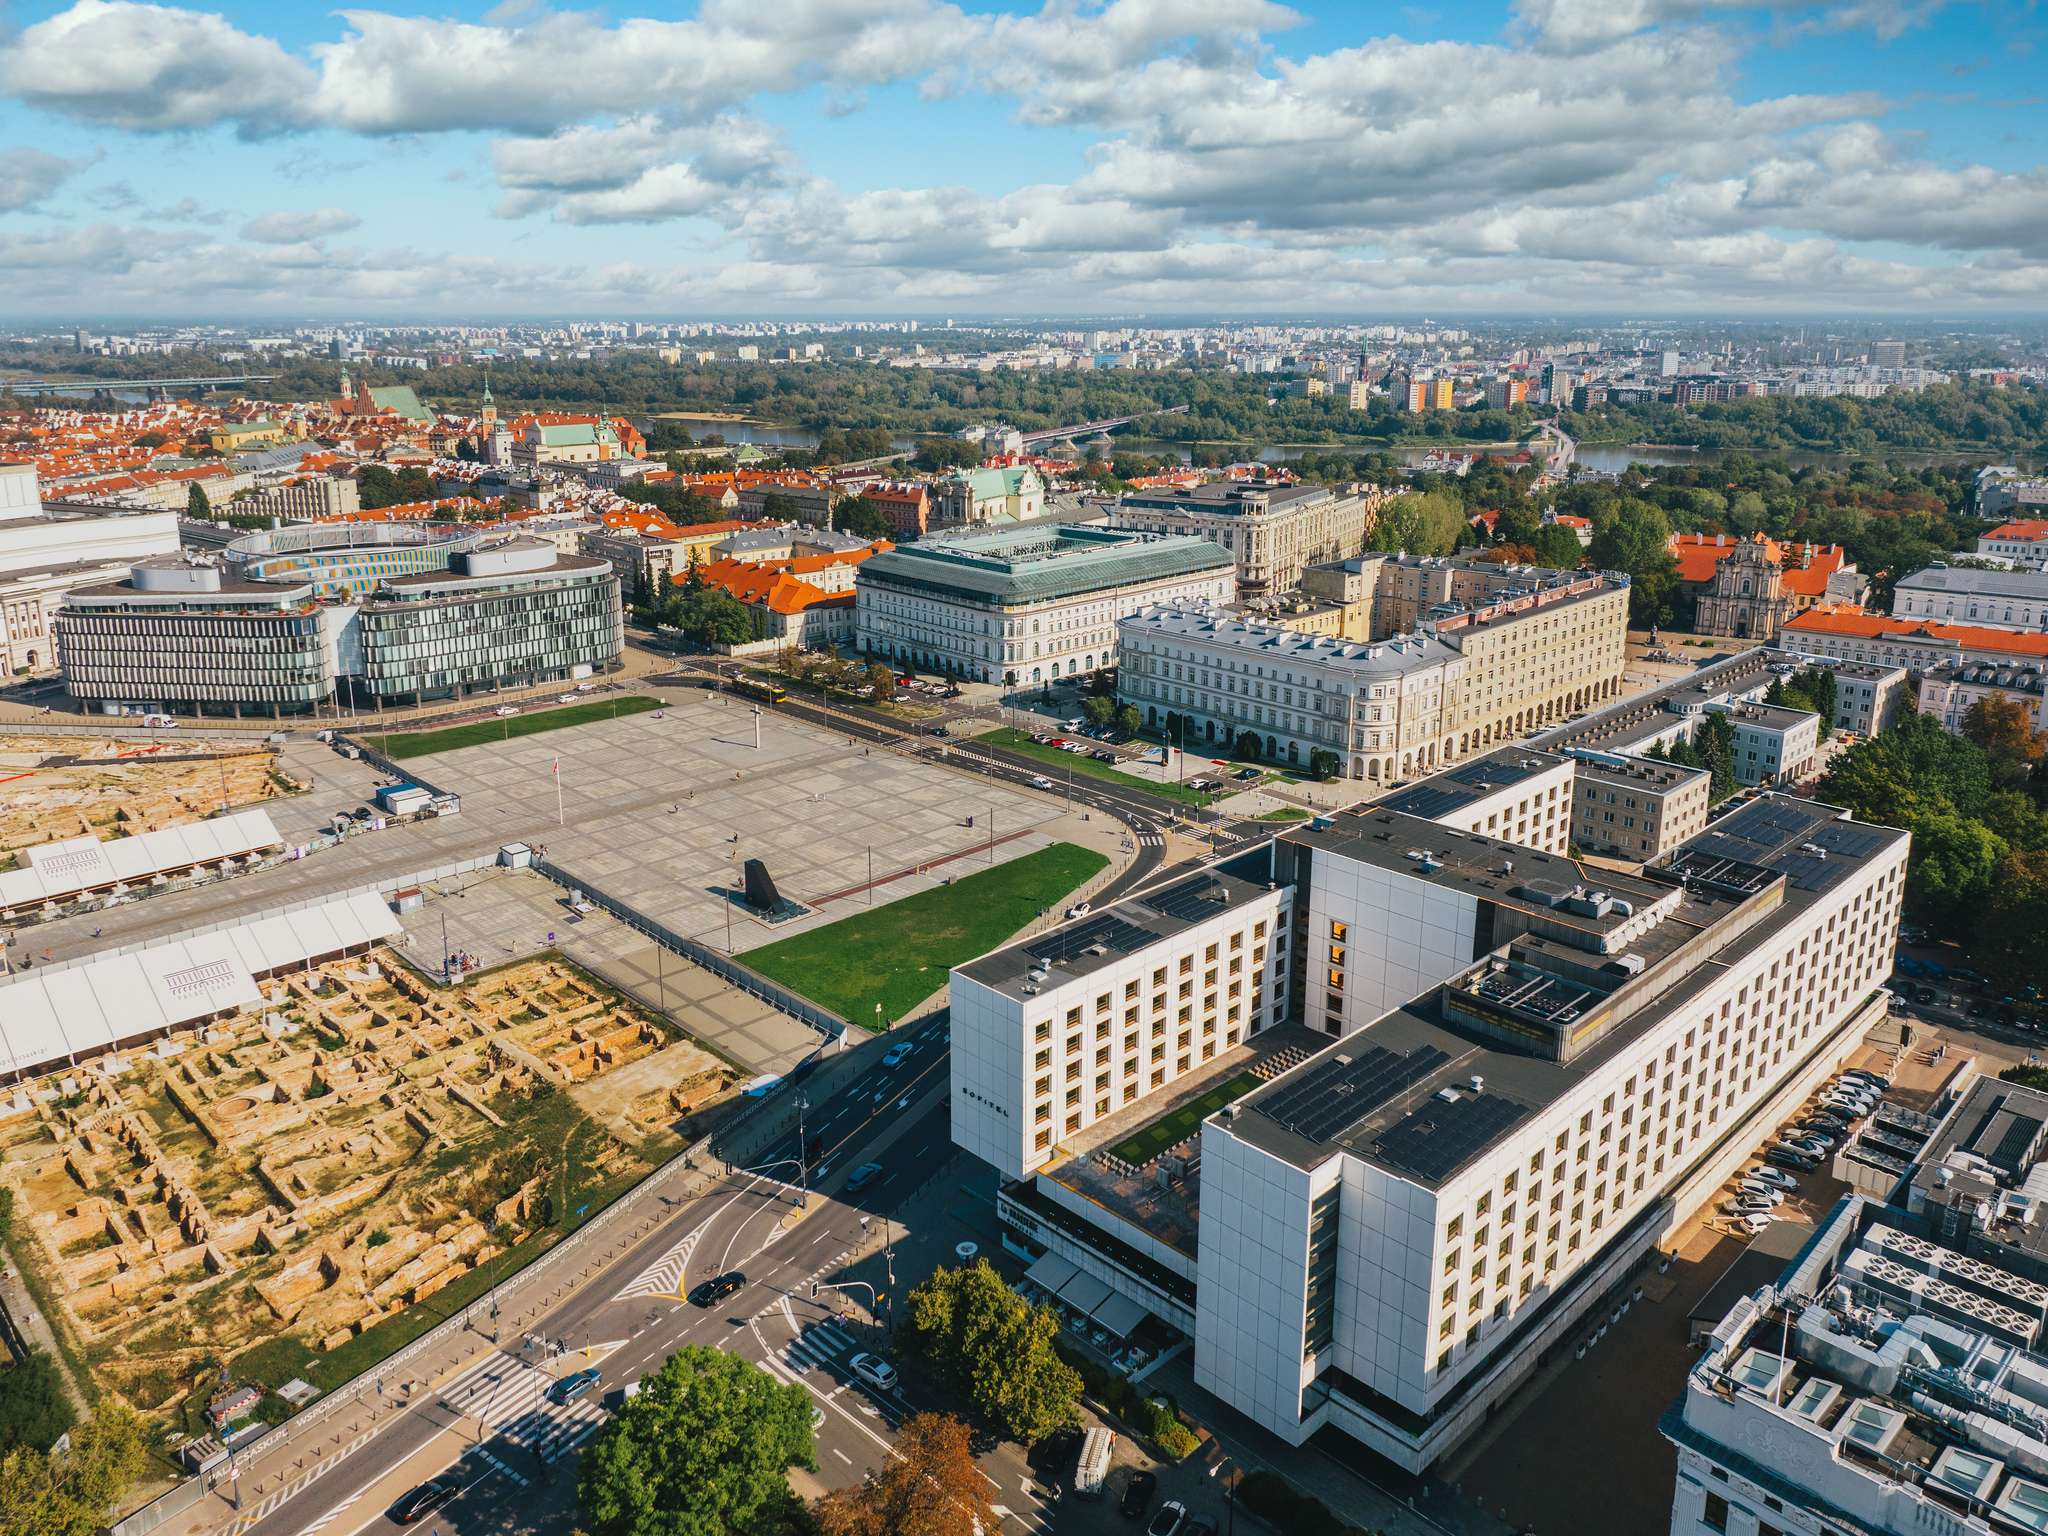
[[742, 857, 783, 913]]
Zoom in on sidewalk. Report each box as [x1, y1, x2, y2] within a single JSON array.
[[172, 1145, 726, 1536]]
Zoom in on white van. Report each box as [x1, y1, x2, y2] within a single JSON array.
[[1073, 1426, 1115, 1500]]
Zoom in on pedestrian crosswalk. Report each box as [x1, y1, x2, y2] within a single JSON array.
[[776, 1318, 858, 1379], [438, 1350, 610, 1465]]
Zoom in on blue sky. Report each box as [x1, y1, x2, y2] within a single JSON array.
[[0, 0, 2040, 319]]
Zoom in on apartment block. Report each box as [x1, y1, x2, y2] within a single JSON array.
[[1111, 479, 1385, 597], [1566, 749, 1712, 860], [1724, 701, 1822, 786], [241, 475, 361, 523], [1918, 660, 2048, 735]]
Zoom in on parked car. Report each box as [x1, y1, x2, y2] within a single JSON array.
[[1148, 1500, 1188, 1536], [1842, 1070, 1891, 1090], [1764, 1148, 1817, 1172], [1233, 767, 1260, 781], [850, 1353, 898, 1392], [1748, 1166, 1798, 1190], [843, 1162, 883, 1194], [687, 1270, 746, 1308], [392, 1477, 461, 1524], [1735, 1211, 1776, 1235], [547, 1367, 602, 1404], [1120, 1470, 1158, 1520]]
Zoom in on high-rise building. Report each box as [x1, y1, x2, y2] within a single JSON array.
[[1872, 338, 1907, 369]]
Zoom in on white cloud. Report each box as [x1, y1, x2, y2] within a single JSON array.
[[1, 0, 313, 133], [240, 208, 363, 243], [1511, 0, 1946, 46], [492, 115, 789, 222], [0, 148, 88, 212]]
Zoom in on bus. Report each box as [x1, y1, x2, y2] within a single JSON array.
[[731, 676, 788, 706]]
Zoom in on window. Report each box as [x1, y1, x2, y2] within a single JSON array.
[[1702, 1492, 1729, 1533]]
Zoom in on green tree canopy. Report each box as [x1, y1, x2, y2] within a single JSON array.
[[0, 1352, 73, 1456], [578, 1346, 814, 1536], [902, 1260, 1081, 1445], [1587, 500, 1678, 627], [831, 496, 893, 542], [1366, 490, 1465, 557], [185, 482, 211, 518], [0, 1399, 148, 1536]]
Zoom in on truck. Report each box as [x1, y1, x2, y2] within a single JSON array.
[[1073, 1427, 1115, 1500]]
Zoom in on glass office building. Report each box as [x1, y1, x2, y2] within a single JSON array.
[[58, 538, 622, 717]]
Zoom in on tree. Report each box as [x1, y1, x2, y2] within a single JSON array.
[[1232, 729, 1262, 763], [912, 437, 981, 472], [1526, 524, 1588, 570], [1082, 695, 1115, 727], [1587, 501, 1678, 627], [814, 1414, 997, 1536], [680, 587, 758, 647], [578, 1346, 813, 1536], [901, 1260, 1081, 1445], [186, 482, 211, 518], [1695, 710, 1739, 803], [1982, 849, 2048, 984], [1366, 490, 1464, 557], [0, 1400, 148, 1536], [1114, 703, 1142, 736], [1309, 748, 1342, 781], [1909, 811, 2007, 924], [831, 496, 893, 542], [760, 491, 802, 522], [1962, 696, 2048, 790], [0, 1352, 73, 1455]]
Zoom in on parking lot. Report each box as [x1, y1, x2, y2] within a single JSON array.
[[1449, 1013, 2027, 1536]]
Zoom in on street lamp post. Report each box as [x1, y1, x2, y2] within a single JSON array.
[[796, 1095, 811, 1209]]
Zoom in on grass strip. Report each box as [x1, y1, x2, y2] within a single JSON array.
[[743, 842, 1107, 1026], [368, 694, 661, 759]]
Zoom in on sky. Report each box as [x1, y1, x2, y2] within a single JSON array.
[[0, 0, 2041, 321]]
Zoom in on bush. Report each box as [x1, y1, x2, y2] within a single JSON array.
[[1236, 1469, 1376, 1534], [1054, 1342, 1197, 1459]]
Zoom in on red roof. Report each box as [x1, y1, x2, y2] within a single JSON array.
[[1784, 605, 2048, 658], [1670, 532, 1849, 597], [1986, 519, 2048, 542]]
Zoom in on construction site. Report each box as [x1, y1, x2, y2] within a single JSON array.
[[0, 732, 300, 861], [0, 947, 733, 1424]]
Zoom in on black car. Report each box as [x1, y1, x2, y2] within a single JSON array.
[[392, 1476, 460, 1524], [1120, 1469, 1157, 1520], [1029, 1426, 1081, 1479], [688, 1270, 747, 1307]]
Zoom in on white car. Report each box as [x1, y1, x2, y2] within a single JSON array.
[[850, 1353, 898, 1392], [1066, 902, 1092, 920], [1735, 1211, 1777, 1235], [1748, 1166, 1798, 1191], [495, 705, 520, 717], [1030, 775, 1055, 790]]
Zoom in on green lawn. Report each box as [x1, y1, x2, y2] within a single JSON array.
[[367, 694, 661, 759], [981, 729, 1221, 808], [1109, 1073, 1262, 1167], [742, 841, 1108, 1026], [1256, 807, 1310, 822]]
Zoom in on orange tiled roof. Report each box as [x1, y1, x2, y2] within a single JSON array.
[[1986, 519, 2048, 542], [1784, 605, 2048, 658], [1669, 532, 1849, 597]]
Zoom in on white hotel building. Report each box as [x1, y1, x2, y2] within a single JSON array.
[[855, 523, 1235, 687], [953, 781, 1908, 1473]]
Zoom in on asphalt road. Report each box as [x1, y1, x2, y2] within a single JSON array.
[[231, 1016, 1027, 1536]]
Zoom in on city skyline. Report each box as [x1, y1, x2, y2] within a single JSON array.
[[0, 0, 2040, 319]]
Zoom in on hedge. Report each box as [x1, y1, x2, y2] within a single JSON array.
[[1236, 1469, 1380, 1536]]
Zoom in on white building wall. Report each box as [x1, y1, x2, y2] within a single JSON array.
[[1306, 851, 1480, 1038], [1194, 1118, 1325, 1434], [1333, 1157, 1440, 1411], [1422, 761, 1575, 855], [948, 974, 1031, 1180]]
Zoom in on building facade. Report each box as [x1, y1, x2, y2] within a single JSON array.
[[1783, 607, 2048, 674], [855, 524, 1236, 686], [1196, 796, 1906, 1471], [1110, 480, 1383, 597], [1677, 534, 1863, 641], [58, 537, 622, 716], [1117, 573, 1627, 782], [1917, 660, 2048, 735], [1566, 750, 1712, 860], [1977, 517, 2048, 569], [237, 475, 361, 522], [0, 463, 180, 675], [1893, 565, 2048, 632], [929, 466, 1046, 529], [1723, 702, 1822, 786]]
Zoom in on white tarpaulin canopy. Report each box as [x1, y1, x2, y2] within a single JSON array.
[[0, 889, 399, 1079], [0, 809, 283, 912]]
